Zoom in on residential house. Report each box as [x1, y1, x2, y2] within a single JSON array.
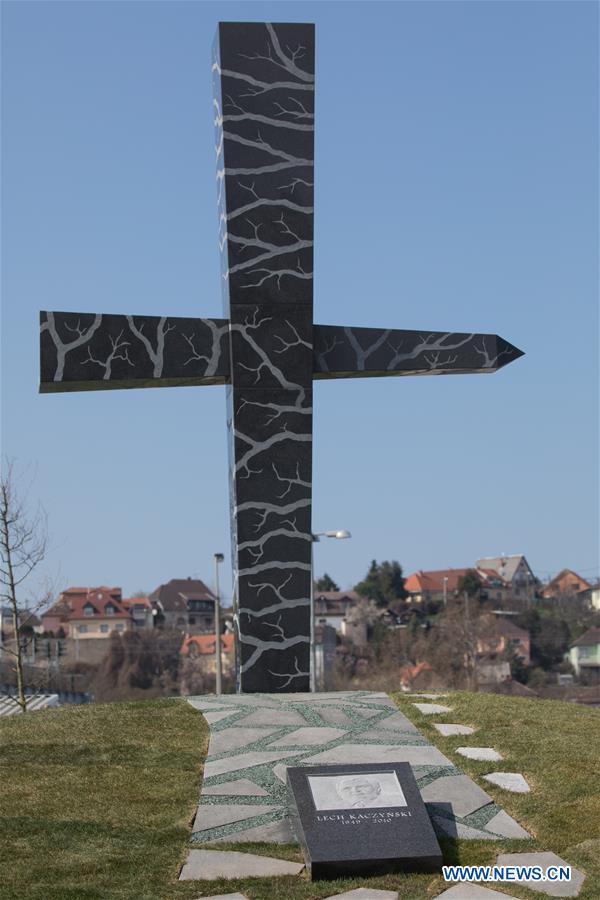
[[180, 633, 235, 675], [397, 661, 445, 692], [403, 568, 504, 605], [476, 555, 538, 603], [541, 570, 592, 601], [121, 596, 154, 629], [569, 627, 600, 680], [65, 593, 132, 640], [42, 587, 133, 639], [149, 577, 217, 634], [314, 590, 359, 632], [583, 583, 600, 611], [477, 615, 530, 667]]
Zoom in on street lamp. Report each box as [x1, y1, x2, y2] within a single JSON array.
[[213, 552, 224, 694], [310, 529, 352, 692], [443, 576, 448, 607]]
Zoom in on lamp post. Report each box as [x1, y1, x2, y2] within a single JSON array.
[[310, 529, 352, 692], [443, 576, 448, 607], [213, 552, 224, 694]]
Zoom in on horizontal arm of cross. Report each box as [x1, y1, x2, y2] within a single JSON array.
[[39, 311, 523, 393]]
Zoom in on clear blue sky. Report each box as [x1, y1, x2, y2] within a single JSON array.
[[2, 1, 598, 606]]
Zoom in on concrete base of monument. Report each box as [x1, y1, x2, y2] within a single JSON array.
[[185, 691, 531, 846]]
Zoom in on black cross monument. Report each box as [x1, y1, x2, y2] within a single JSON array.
[[39, 22, 523, 693]]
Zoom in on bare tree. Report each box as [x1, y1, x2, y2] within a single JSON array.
[[0, 462, 49, 712]]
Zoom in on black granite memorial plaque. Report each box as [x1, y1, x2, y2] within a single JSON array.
[[287, 762, 443, 880]]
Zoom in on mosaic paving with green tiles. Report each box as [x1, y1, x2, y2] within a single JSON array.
[[186, 692, 530, 846]]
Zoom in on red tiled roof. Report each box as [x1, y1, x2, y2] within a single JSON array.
[[62, 586, 122, 597], [67, 594, 130, 621], [43, 587, 125, 622], [543, 569, 592, 595], [404, 569, 475, 593], [180, 633, 235, 656]]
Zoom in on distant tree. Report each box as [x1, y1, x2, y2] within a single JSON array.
[[354, 560, 407, 608], [92, 629, 182, 701], [515, 609, 571, 670], [0, 461, 51, 713], [533, 617, 570, 669], [315, 573, 340, 592], [457, 570, 482, 600], [502, 642, 528, 684]]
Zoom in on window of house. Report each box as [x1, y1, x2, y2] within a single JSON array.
[[100, 624, 109, 633], [579, 646, 591, 658], [78, 625, 88, 634], [572, 583, 580, 591], [97, 592, 103, 600], [84, 605, 94, 617], [115, 624, 124, 631], [105, 605, 115, 616], [189, 617, 196, 625]]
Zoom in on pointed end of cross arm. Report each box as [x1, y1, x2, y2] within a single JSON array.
[[495, 336, 525, 370]]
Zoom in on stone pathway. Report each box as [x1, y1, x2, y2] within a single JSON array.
[[180, 849, 304, 880], [186, 692, 529, 844]]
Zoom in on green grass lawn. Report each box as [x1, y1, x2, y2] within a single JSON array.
[[0, 692, 598, 899]]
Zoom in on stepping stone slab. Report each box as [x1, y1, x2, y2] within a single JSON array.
[[208, 727, 282, 754], [193, 804, 278, 833], [273, 763, 290, 784], [236, 708, 308, 726], [268, 726, 347, 747], [373, 712, 420, 732], [457, 747, 503, 762], [421, 774, 493, 817], [203, 749, 303, 778], [314, 706, 355, 726], [410, 693, 448, 699], [197, 895, 249, 900], [203, 709, 241, 724], [483, 772, 530, 793], [434, 723, 476, 736], [485, 810, 530, 839], [435, 885, 519, 899], [302, 743, 452, 767], [350, 706, 386, 719], [207, 817, 297, 843], [433, 816, 497, 840], [202, 778, 269, 797], [413, 703, 453, 714], [324, 890, 399, 900], [179, 849, 304, 880], [496, 852, 585, 897]]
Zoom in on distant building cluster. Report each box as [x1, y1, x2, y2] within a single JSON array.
[[2, 554, 598, 692], [40, 578, 221, 640]]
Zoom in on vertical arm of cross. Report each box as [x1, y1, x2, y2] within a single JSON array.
[[214, 21, 315, 692]]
